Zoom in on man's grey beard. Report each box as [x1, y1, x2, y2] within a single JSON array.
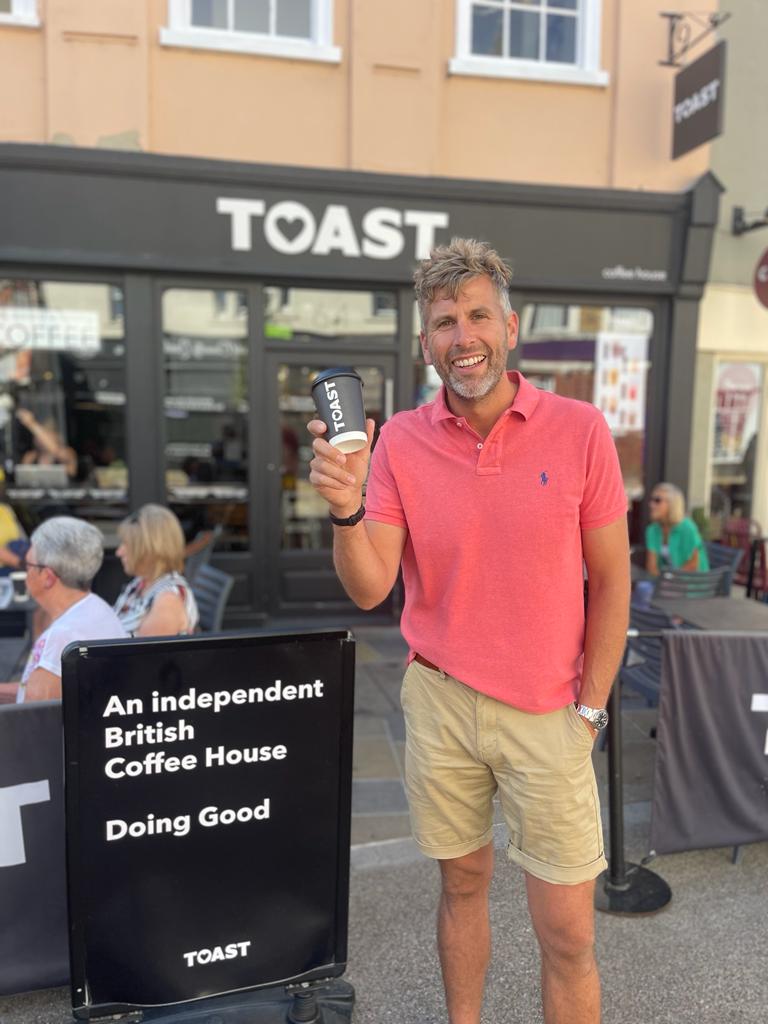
[[430, 353, 507, 401]]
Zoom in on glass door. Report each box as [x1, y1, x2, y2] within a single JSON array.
[[265, 352, 395, 616]]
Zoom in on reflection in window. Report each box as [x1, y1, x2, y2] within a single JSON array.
[[709, 362, 762, 531], [470, 0, 579, 65], [520, 302, 653, 532], [278, 363, 385, 551], [0, 279, 127, 535], [265, 287, 397, 344], [191, 0, 312, 40], [162, 289, 249, 552]]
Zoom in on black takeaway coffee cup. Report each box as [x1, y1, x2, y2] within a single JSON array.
[[311, 367, 367, 453]]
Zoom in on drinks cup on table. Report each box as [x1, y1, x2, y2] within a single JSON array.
[[10, 571, 28, 602], [311, 368, 367, 454]]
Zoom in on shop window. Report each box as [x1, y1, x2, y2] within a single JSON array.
[[162, 288, 249, 553], [0, 279, 128, 536], [264, 286, 397, 345], [519, 301, 652, 531], [450, 0, 608, 87], [0, 0, 39, 27], [708, 362, 762, 534], [277, 362, 387, 552], [161, 0, 340, 63]]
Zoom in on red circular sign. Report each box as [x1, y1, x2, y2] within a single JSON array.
[[754, 249, 768, 309]]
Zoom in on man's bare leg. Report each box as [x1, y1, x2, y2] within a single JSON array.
[[525, 873, 600, 1024], [437, 842, 494, 1024]]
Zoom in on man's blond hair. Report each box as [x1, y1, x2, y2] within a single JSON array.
[[413, 237, 513, 331]]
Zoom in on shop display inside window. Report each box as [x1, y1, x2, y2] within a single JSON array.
[[162, 288, 249, 552], [709, 362, 762, 534], [519, 303, 652, 514], [0, 279, 127, 536]]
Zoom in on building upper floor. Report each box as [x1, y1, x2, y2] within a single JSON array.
[[0, 0, 714, 191]]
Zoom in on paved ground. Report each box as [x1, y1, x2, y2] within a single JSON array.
[[1, 623, 766, 1023]]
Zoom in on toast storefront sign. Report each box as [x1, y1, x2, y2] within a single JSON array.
[[217, 197, 449, 260], [672, 41, 726, 159]]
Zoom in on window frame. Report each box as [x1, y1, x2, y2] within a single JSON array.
[[450, 0, 608, 88], [0, 0, 39, 28], [160, 0, 341, 64]]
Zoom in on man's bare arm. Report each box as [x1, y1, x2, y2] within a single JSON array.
[[308, 418, 406, 609], [580, 516, 631, 717]]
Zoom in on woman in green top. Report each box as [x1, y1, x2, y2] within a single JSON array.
[[645, 482, 709, 575]]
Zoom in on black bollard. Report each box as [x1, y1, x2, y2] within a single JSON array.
[[594, 644, 672, 915]]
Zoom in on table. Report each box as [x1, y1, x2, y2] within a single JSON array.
[[653, 596, 768, 631]]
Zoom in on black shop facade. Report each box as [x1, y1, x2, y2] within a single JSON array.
[[0, 145, 719, 624]]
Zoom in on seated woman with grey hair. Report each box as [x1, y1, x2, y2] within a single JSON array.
[[0, 517, 127, 704], [645, 482, 710, 576]]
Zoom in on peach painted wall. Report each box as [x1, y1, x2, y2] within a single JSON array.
[[0, 0, 717, 191]]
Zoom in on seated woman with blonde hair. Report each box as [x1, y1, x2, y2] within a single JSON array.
[[114, 504, 199, 636], [645, 482, 709, 576]]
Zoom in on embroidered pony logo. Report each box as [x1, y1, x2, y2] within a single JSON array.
[[540, 472, 549, 486]]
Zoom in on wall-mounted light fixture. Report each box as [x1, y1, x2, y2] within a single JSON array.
[[732, 207, 768, 236]]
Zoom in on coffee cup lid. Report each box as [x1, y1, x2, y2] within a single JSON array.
[[311, 367, 363, 389]]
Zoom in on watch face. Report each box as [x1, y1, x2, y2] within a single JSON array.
[[592, 709, 609, 730]]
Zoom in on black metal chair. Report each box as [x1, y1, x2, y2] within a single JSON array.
[[619, 605, 677, 708], [597, 606, 676, 751], [191, 563, 234, 632], [652, 566, 730, 599], [704, 542, 744, 596]]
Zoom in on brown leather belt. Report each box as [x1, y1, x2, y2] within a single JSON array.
[[413, 652, 441, 673]]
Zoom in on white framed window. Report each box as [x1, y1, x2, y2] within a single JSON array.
[[450, 0, 608, 88], [0, 0, 39, 28], [161, 0, 340, 64]]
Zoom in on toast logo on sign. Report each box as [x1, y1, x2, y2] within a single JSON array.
[[216, 197, 449, 260], [183, 940, 252, 968]]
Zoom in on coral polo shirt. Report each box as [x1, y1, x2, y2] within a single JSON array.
[[365, 372, 627, 712]]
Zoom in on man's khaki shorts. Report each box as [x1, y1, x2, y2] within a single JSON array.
[[401, 659, 607, 885]]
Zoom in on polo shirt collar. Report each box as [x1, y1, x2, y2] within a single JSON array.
[[429, 370, 540, 425]]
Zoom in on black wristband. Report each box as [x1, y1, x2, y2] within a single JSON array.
[[329, 504, 365, 527]]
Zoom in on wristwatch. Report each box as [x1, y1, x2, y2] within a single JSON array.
[[575, 703, 609, 731]]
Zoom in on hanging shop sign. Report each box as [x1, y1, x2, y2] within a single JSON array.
[[672, 41, 726, 159]]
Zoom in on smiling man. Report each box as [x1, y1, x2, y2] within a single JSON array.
[[307, 238, 630, 1024]]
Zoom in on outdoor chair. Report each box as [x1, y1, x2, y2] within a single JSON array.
[[705, 541, 745, 596], [717, 517, 762, 588], [619, 605, 679, 708], [191, 563, 234, 632], [184, 524, 223, 584], [652, 566, 730, 599], [597, 605, 677, 751]]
